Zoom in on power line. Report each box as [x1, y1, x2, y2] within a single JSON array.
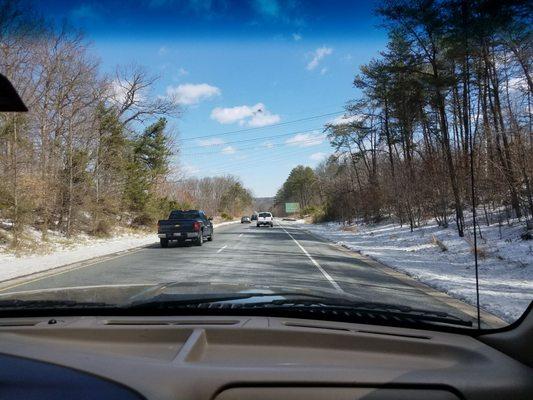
[[180, 131, 327, 156], [204, 151, 322, 176], [178, 146, 315, 175], [178, 110, 343, 142], [184, 146, 327, 176], [179, 127, 326, 150]]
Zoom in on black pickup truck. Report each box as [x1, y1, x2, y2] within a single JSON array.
[[157, 210, 214, 248]]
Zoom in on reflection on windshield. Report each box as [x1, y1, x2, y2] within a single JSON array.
[[0, 0, 531, 331]]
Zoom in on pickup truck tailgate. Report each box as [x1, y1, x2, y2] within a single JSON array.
[[158, 219, 197, 234]]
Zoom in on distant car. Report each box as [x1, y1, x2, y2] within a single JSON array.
[[257, 212, 273, 227], [241, 216, 251, 223], [251, 214, 258, 221]]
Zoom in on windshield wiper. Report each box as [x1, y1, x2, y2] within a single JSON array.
[[239, 299, 473, 327], [124, 294, 472, 328]]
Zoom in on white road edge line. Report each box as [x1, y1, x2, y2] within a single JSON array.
[[278, 223, 344, 293], [216, 245, 228, 253], [1, 283, 153, 297]]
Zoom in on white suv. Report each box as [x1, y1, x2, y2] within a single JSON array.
[[256, 212, 274, 227]]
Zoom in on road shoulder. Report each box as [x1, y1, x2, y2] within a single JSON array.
[[282, 222, 507, 329], [0, 221, 240, 292]]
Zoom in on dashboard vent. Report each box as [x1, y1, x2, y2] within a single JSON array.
[[283, 322, 350, 332], [283, 323, 430, 339], [105, 319, 239, 326], [106, 321, 170, 326], [174, 320, 239, 325], [357, 329, 430, 340], [0, 320, 39, 327]]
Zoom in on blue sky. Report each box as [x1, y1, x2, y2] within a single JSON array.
[[37, 0, 388, 197]]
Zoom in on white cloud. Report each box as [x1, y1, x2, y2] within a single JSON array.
[[210, 103, 280, 127], [109, 79, 145, 106], [285, 132, 326, 147], [197, 137, 225, 147], [177, 67, 188, 76], [307, 46, 333, 71], [333, 151, 350, 162], [221, 145, 236, 154], [508, 76, 528, 92], [320, 67, 328, 75], [158, 46, 168, 56], [310, 152, 327, 161], [263, 141, 274, 149], [248, 110, 281, 127], [166, 83, 220, 105], [110, 80, 127, 104], [328, 114, 362, 126], [292, 33, 302, 41], [181, 163, 200, 176], [211, 104, 257, 124]]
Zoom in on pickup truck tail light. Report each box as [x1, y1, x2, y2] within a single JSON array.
[[192, 221, 201, 232]]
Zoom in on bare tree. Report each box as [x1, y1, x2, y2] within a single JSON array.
[[110, 64, 179, 126]]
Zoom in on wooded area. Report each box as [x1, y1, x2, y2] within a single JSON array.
[[157, 176, 253, 220], [276, 0, 532, 238], [0, 1, 252, 248]]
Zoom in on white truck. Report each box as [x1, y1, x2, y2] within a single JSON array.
[[256, 212, 274, 227]]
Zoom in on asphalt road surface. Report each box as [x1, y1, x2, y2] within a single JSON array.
[[0, 220, 479, 323]]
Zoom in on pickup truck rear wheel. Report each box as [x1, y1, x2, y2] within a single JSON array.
[[208, 231, 213, 241], [160, 238, 169, 248], [195, 233, 203, 246]]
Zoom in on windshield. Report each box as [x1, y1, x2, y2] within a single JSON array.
[[0, 0, 531, 331]]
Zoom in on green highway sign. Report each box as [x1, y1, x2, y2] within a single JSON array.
[[285, 202, 300, 213]]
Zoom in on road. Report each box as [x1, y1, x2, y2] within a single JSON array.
[[0, 220, 481, 323]]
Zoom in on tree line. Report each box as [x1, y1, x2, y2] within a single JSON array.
[[158, 176, 253, 220], [276, 0, 532, 238], [274, 166, 320, 216], [0, 1, 252, 248]]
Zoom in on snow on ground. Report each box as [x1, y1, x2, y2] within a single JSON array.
[[0, 229, 157, 283], [0, 220, 238, 283], [295, 218, 532, 324]]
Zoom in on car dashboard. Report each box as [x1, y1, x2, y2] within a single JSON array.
[[0, 315, 531, 399]]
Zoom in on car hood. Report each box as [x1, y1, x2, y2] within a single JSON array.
[[0, 281, 355, 307]]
